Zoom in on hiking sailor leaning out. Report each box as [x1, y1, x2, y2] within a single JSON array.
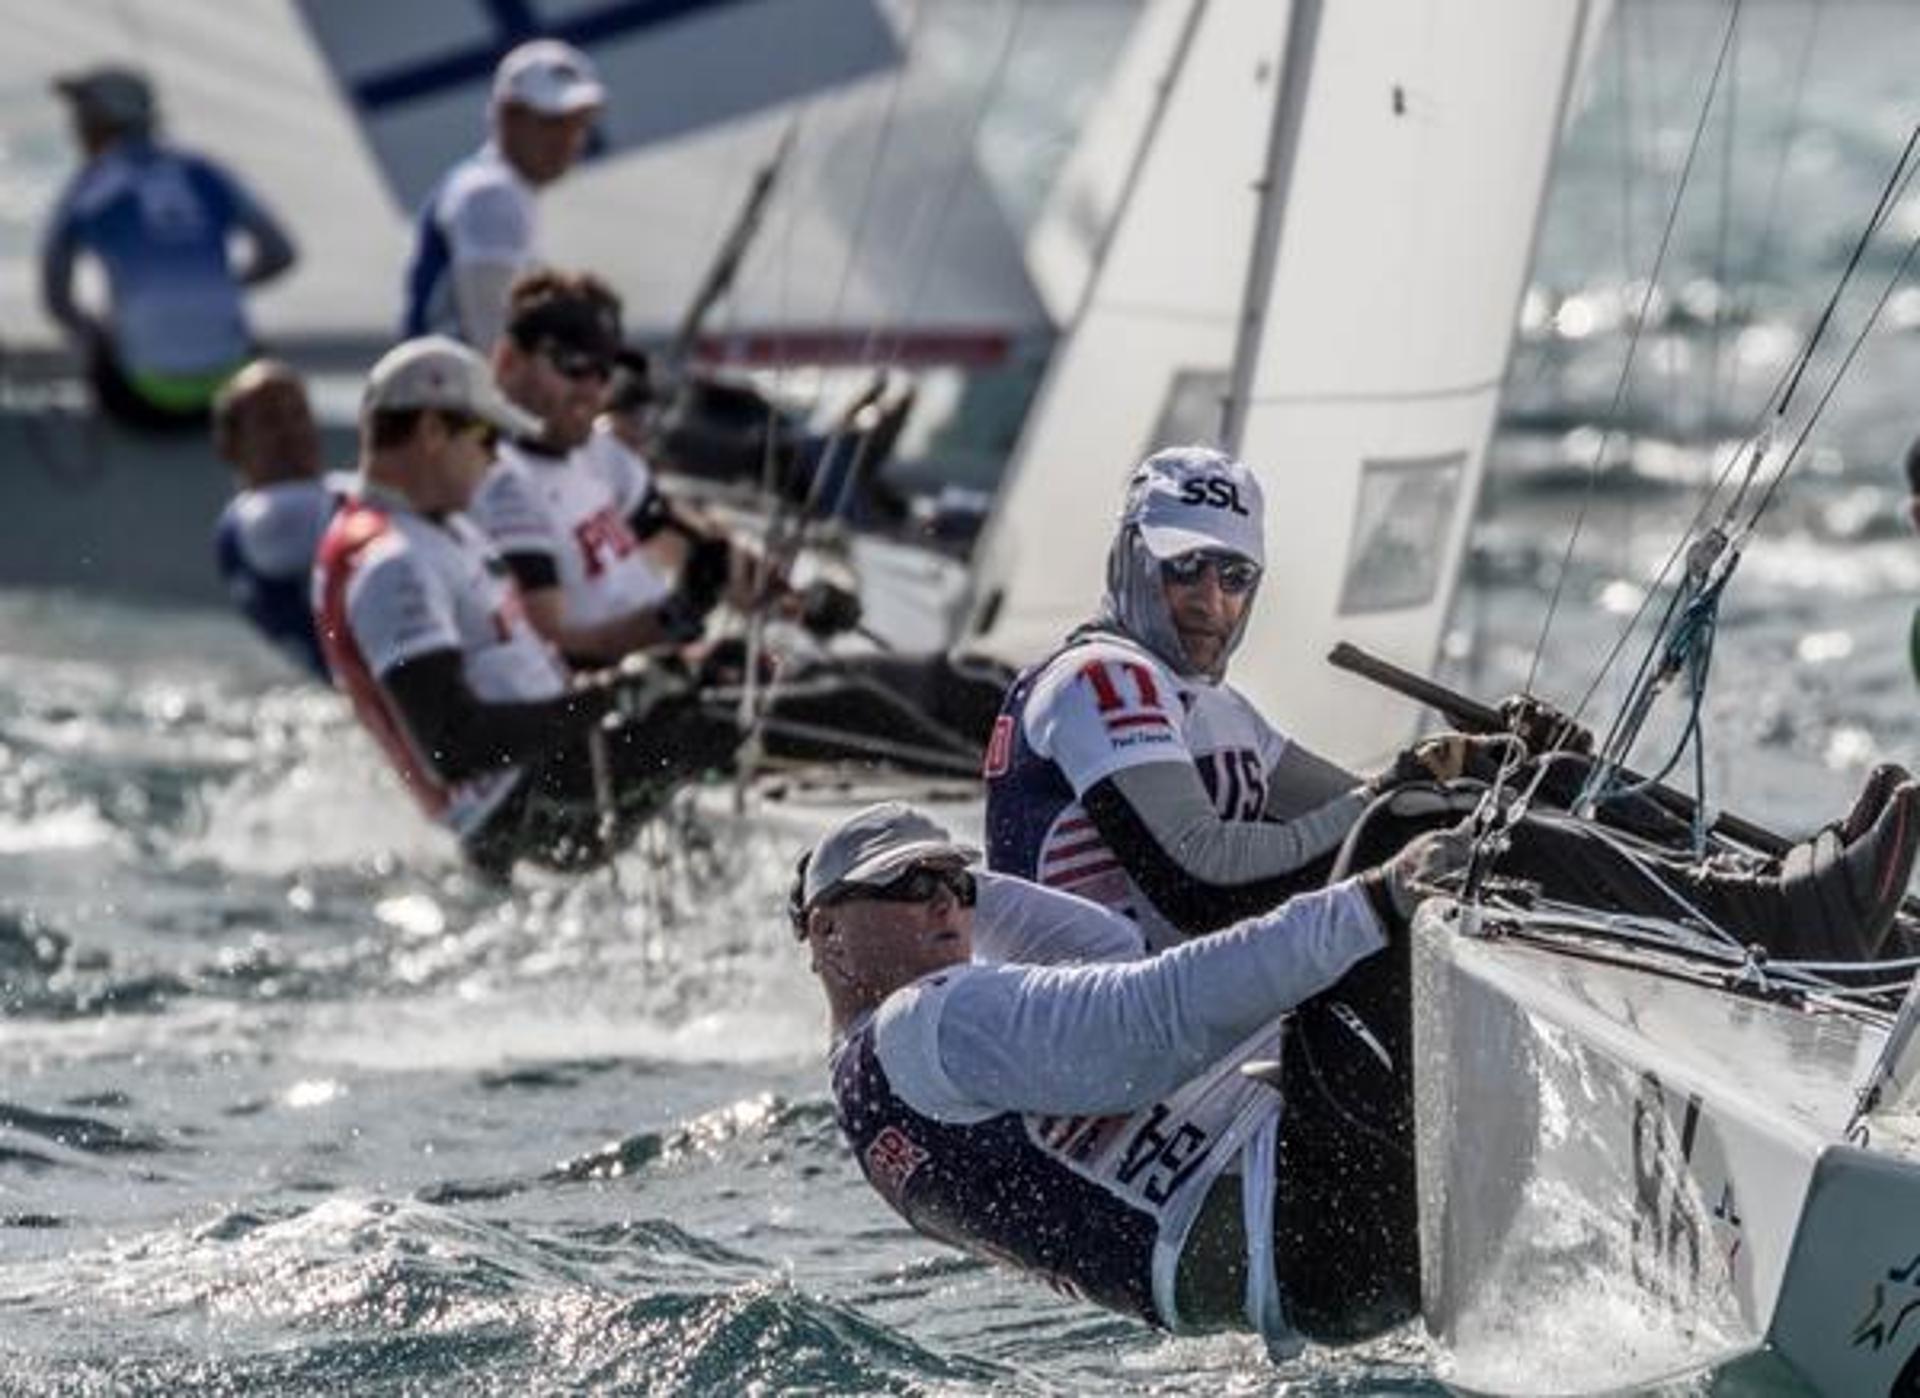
[[212, 360, 343, 681], [402, 41, 603, 351], [792, 800, 1474, 1354], [984, 444, 1919, 962], [311, 336, 725, 879], [40, 66, 297, 432]]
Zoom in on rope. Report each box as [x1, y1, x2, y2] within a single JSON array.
[[1563, 117, 1920, 756], [1488, 896, 1917, 1017]]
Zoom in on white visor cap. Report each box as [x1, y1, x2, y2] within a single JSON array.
[[493, 39, 605, 116], [362, 335, 544, 440], [802, 802, 980, 910], [1120, 446, 1265, 566]]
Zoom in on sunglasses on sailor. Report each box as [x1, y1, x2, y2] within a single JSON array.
[[536, 341, 614, 384], [442, 412, 499, 449], [819, 864, 977, 915], [1161, 550, 1261, 595]]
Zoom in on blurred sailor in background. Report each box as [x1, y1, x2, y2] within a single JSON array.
[[40, 65, 297, 433], [313, 336, 729, 879], [401, 40, 604, 350], [472, 269, 741, 667], [212, 359, 341, 679]]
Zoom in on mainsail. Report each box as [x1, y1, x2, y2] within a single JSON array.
[[966, 0, 1605, 769], [1226, 0, 1599, 766]]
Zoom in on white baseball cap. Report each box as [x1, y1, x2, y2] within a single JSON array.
[[362, 335, 543, 440], [1120, 446, 1265, 566], [492, 40, 605, 117], [793, 802, 980, 923]]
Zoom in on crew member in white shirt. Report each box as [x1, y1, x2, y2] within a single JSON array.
[[401, 40, 603, 349], [314, 336, 732, 878], [471, 269, 740, 665]]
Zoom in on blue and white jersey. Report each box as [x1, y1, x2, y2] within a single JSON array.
[[401, 144, 535, 342], [830, 968, 1281, 1333], [41, 139, 261, 377], [984, 632, 1288, 949], [214, 475, 346, 680], [822, 871, 1386, 1351]]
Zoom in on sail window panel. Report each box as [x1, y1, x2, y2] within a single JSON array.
[[1336, 451, 1465, 616]]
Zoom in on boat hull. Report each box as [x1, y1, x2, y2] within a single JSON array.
[[1413, 903, 1920, 1396], [0, 403, 361, 607]]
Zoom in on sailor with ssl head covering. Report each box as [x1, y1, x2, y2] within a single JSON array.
[[983, 445, 1920, 961], [985, 446, 1375, 951]]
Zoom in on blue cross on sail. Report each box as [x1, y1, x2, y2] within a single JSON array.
[[292, 0, 900, 210]]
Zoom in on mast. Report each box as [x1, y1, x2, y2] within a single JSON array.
[[1220, 0, 1323, 452], [961, 1, 1290, 657]]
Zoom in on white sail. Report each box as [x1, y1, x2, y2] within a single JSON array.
[[1227, 0, 1596, 767], [964, 0, 1278, 666], [967, 0, 1602, 771], [1020, 0, 1203, 328], [0, 0, 1052, 358]]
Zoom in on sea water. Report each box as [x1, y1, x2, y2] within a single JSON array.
[[2, 2, 1918, 1394]]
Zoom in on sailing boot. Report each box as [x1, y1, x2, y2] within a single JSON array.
[[1687, 780, 1920, 961], [1838, 763, 1912, 844]]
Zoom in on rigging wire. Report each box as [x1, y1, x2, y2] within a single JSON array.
[[1702, 5, 1740, 439], [1721, 0, 1827, 417], [1570, 119, 1920, 828], [1743, 203, 1920, 529], [1458, 0, 1752, 876], [730, 0, 932, 774], [1521, 0, 1746, 704], [1567, 115, 1920, 730], [730, 0, 1032, 762]]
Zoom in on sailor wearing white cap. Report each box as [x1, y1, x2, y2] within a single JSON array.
[[792, 799, 1468, 1356], [314, 336, 730, 877], [402, 39, 607, 349], [981, 445, 1353, 954]]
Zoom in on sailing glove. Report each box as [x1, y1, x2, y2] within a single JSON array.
[[1383, 733, 1517, 786], [1378, 821, 1478, 925], [678, 533, 733, 617], [1497, 693, 1593, 756]]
